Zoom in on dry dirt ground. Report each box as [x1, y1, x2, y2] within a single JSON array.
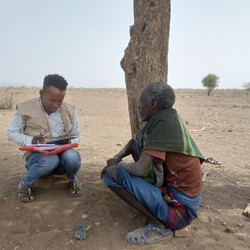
[[0, 87, 249, 250]]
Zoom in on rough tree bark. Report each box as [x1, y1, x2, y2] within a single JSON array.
[[121, 0, 171, 135]]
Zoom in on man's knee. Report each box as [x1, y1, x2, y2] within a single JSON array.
[[61, 150, 81, 168], [105, 165, 122, 184], [28, 153, 59, 168]]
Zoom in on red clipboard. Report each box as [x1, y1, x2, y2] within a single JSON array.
[[19, 143, 79, 155]]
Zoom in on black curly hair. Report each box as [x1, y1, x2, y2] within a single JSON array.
[[43, 74, 68, 91]]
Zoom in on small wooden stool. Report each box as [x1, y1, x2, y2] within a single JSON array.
[[35, 174, 68, 189]]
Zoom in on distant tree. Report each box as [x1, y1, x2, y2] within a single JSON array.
[[242, 82, 250, 94], [202, 73, 220, 96]]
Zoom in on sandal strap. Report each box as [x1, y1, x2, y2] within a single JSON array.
[[69, 181, 81, 190], [17, 182, 34, 202], [18, 182, 32, 194], [69, 181, 83, 197]]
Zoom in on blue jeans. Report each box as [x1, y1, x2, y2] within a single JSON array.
[[23, 149, 81, 187], [104, 165, 169, 225], [103, 165, 201, 229]]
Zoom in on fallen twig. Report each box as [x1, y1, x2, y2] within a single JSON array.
[[191, 127, 206, 132]]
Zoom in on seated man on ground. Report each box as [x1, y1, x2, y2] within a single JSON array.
[[101, 82, 204, 245], [8, 74, 83, 203]]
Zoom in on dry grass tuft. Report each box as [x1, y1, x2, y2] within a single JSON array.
[[0, 93, 13, 110]]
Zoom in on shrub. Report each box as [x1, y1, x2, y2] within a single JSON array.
[[242, 82, 250, 93], [0, 93, 14, 110]]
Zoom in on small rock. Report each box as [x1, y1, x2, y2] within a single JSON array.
[[225, 226, 238, 233], [66, 240, 74, 245], [174, 226, 192, 237], [234, 232, 246, 240], [95, 222, 101, 226], [236, 223, 244, 228], [202, 171, 209, 182], [243, 203, 250, 217], [74, 224, 86, 240], [81, 214, 88, 219]]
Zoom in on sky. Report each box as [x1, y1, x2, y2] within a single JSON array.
[[0, 0, 249, 89]]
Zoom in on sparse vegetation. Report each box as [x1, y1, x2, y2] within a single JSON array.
[[202, 73, 220, 96], [242, 82, 250, 94], [0, 93, 13, 110]]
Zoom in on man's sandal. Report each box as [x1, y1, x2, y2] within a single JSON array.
[[204, 157, 221, 165], [126, 223, 173, 245], [17, 182, 35, 203], [68, 181, 83, 197]]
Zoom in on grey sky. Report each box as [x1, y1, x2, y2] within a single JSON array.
[[0, 1, 249, 89]]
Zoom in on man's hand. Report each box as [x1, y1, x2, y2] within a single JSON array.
[[101, 166, 108, 179], [107, 156, 121, 167], [32, 135, 46, 144], [101, 156, 123, 179]]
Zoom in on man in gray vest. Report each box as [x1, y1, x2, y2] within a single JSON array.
[[8, 74, 83, 202]]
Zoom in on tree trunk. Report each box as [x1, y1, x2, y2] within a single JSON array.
[[121, 0, 171, 135], [208, 84, 211, 96]]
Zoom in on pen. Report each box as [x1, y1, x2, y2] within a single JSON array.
[[38, 129, 45, 136], [37, 130, 44, 143]]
